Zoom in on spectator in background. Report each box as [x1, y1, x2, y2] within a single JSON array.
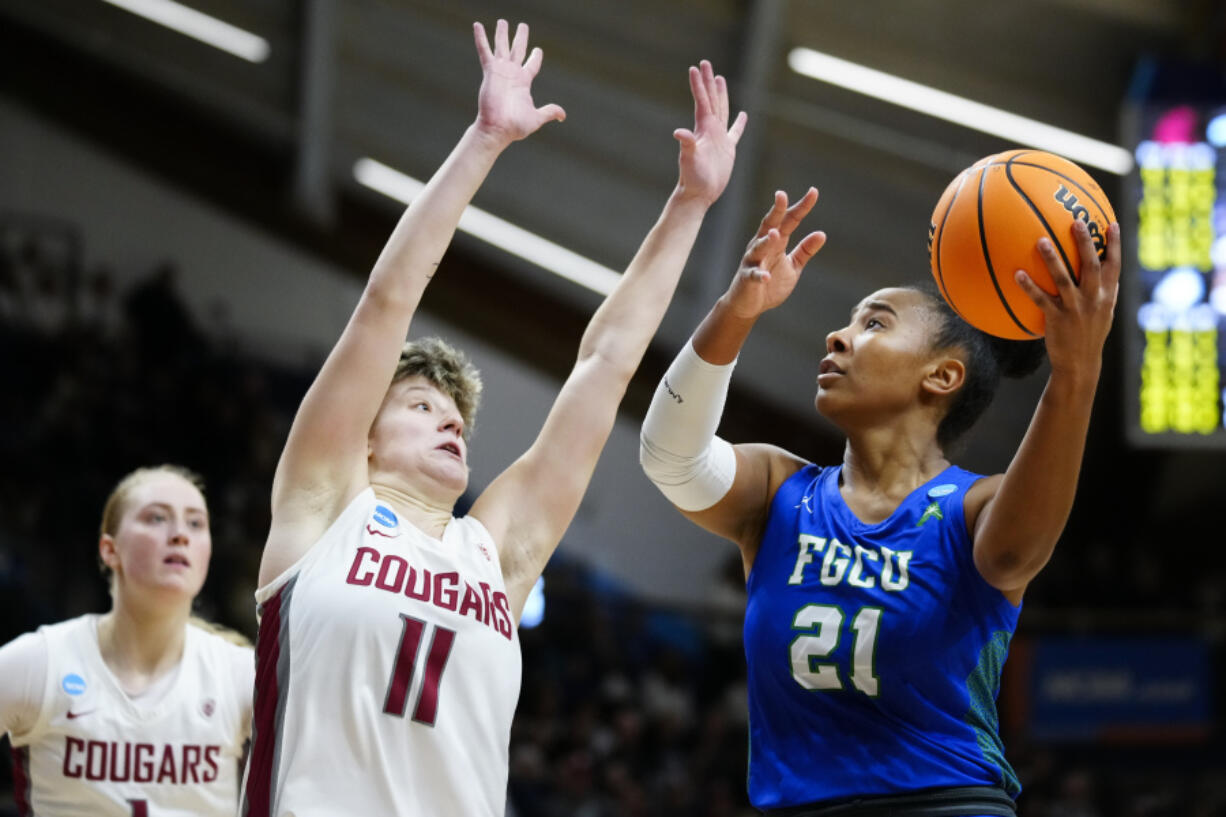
[[123, 260, 204, 363]]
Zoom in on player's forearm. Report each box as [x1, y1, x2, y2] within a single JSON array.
[[576, 189, 711, 378], [978, 366, 1101, 574], [690, 292, 760, 366], [365, 124, 511, 312]]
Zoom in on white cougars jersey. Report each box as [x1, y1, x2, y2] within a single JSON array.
[[8, 615, 253, 817], [242, 488, 522, 817]]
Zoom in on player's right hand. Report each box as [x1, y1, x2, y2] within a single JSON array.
[[724, 190, 826, 318], [472, 20, 566, 146]]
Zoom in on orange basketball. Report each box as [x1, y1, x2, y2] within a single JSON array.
[[927, 149, 1116, 340]]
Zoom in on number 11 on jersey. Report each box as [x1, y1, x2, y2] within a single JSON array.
[[384, 614, 457, 725]]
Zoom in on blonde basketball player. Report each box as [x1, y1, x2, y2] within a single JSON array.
[[0, 465, 254, 817], [242, 18, 746, 817]]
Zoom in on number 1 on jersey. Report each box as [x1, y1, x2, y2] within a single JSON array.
[[384, 614, 456, 725]]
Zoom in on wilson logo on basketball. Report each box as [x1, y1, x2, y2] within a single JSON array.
[[1053, 185, 1106, 260]]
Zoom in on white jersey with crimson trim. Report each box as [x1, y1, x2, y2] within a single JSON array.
[[8, 615, 253, 817], [242, 487, 521, 817]]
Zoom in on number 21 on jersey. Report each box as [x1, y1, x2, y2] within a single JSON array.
[[790, 605, 882, 697]]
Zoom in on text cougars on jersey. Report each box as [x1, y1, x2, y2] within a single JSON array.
[[62, 738, 222, 784], [345, 545, 514, 640]]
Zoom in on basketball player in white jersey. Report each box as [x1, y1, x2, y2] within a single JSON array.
[[242, 18, 746, 817], [0, 465, 253, 816]]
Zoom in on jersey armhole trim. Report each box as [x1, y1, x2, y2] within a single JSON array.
[[255, 486, 375, 606], [454, 513, 506, 576], [745, 461, 819, 591], [8, 630, 55, 748]]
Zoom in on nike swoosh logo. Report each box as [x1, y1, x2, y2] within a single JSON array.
[[366, 525, 399, 538], [66, 710, 95, 720]]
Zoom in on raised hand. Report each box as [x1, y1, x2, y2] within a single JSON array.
[[674, 60, 748, 205], [473, 20, 566, 146], [724, 190, 827, 319], [1015, 220, 1120, 377]]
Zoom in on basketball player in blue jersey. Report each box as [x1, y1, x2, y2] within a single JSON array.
[[640, 189, 1120, 816]]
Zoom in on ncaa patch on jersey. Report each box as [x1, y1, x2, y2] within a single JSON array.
[[373, 505, 399, 528], [61, 673, 87, 695], [928, 483, 958, 498]]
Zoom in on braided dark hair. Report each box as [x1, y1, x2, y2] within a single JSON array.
[[910, 284, 1046, 449]]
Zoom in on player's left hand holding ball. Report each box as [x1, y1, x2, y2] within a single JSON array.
[[1014, 219, 1121, 379]]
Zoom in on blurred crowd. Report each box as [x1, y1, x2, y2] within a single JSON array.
[[0, 220, 292, 643], [1, 223, 1224, 816]]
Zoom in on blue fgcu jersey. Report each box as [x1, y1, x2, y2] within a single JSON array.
[[744, 464, 1021, 810]]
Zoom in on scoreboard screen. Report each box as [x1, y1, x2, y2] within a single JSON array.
[[1124, 61, 1226, 447]]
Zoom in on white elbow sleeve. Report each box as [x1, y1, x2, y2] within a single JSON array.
[[639, 340, 737, 512]]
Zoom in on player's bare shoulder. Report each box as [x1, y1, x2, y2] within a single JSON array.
[[963, 472, 1005, 537], [260, 478, 369, 587]]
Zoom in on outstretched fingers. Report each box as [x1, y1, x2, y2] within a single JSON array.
[[536, 101, 566, 125], [493, 18, 511, 58], [789, 230, 827, 272], [690, 59, 745, 143], [754, 191, 790, 238], [728, 110, 747, 143], [509, 21, 529, 64], [472, 19, 565, 142], [778, 188, 819, 239], [523, 46, 544, 78], [473, 22, 493, 67], [706, 62, 727, 124], [742, 229, 785, 280], [689, 64, 712, 122]]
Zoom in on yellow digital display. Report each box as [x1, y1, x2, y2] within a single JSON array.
[[1131, 111, 1225, 442]]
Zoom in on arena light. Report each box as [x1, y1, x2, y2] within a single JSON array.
[[100, 0, 270, 63], [787, 47, 1134, 175], [353, 158, 622, 296]]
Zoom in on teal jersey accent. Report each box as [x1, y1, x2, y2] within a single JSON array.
[[965, 631, 1022, 796], [744, 464, 1021, 809]]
